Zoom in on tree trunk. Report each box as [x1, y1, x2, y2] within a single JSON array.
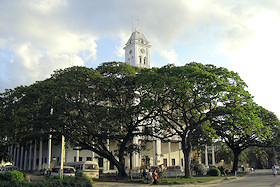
[[81, 143, 128, 177], [232, 151, 240, 173], [268, 147, 277, 167], [181, 135, 192, 177], [114, 160, 127, 177]]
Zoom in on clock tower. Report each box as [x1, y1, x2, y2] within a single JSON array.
[[124, 29, 151, 68]]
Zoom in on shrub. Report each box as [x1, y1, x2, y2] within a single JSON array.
[[0, 170, 25, 182], [208, 168, 221, 176], [39, 175, 93, 187], [194, 164, 207, 175]]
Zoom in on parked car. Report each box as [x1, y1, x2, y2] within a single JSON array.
[[51, 166, 76, 176], [0, 165, 18, 173]]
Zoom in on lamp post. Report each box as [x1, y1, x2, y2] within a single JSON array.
[[60, 135, 65, 179]]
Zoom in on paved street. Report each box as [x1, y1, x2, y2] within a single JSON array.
[[94, 170, 280, 187], [202, 169, 280, 187]]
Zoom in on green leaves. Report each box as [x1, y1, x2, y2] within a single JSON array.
[[1, 61, 279, 175]]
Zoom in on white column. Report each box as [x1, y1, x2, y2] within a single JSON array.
[[76, 150, 79, 162], [198, 150, 202, 164], [20, 146, 24, 169], [92, 151, 95, 162], [38, 139, 43, 170], [7, 146, 10, 159], [168, 141, 171, 166], [10, 145, 13, 162], [212, 144, 215, 166], [139, 139, 142, 167], [152, 140, 156, 166], [24, 148, 28, 170], [8, 145, 12, 162], [106, 139, 110, 170], [178, 142, 182, 170], [205, 145, 208, 167], [13, 147, 16, 164], [33, 141, 37, 170], [156, 139, 161, 166], [132, 137, 139, 168], [16, 147, 20, 168], [47, 134, 52, 170], [64, 145, 67, 163], [28, 142, 32, 170]]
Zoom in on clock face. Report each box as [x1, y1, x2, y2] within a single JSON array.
[[140, 48, 145, 54]]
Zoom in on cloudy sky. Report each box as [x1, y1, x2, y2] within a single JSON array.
[[1, 0, 280, 117]]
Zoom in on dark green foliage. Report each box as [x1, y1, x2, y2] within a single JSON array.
[[194, 164, 207, 175], [0, 170, 25, 182], [1, 61, 279, 179], [39, 175, 93, 187], [0, 175, 93, 187], [207, 168, 221, 176]]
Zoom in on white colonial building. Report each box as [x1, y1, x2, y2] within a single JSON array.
[[7, 29, 217, 174], [124, 28, 151, 69]]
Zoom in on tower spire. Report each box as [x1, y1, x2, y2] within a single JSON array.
[[123, 28, 151, 69]]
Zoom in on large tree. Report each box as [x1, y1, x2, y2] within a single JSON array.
[[211, 90, 270, 172], [45, 63, 157, 177], [256, 106, 280, 167], [143, 62, 235, 177]]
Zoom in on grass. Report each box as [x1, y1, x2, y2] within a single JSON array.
[[159, 176, 225, 184], [130, 176, 227, 185]]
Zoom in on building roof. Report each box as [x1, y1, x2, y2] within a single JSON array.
[[125, 29, 149, 46]]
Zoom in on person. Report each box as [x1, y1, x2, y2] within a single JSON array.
[[147, 169, 153, 184], [272, 165, 277, 177], [152, 170, 158, 185], [142, 169, 146, 179], [142, 169, 147, 183], [75, 168, 83, 177]]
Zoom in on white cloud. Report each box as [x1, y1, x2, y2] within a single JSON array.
[[218, 9, 280, 117], [0, 0, 98, 90], [1, 0, 280, 117], [160, 49, 179, 65], [115, 32, 129, 58]]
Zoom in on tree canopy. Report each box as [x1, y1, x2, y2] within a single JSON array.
[[0, 61, 279, 177]]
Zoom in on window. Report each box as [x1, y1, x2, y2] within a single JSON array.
[[172, 159, 175, 166], [52, 167, 59, 173], [57, 157, 60, 162], [86, 157, 92, 161], [44, 158, 47, 163], [139, 56, 142, 64], [85, 164, 94, 169], [163, 158, 167, 167], [144, 57, 146, 64], [110, 161, 114, 170], [79, 157, 83, 161], [64, 168, 75, 173], [74, 156, 76, 162], [98, 158, 104, 167]]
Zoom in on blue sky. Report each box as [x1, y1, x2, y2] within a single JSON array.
[[1, 0, 280, 117]]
